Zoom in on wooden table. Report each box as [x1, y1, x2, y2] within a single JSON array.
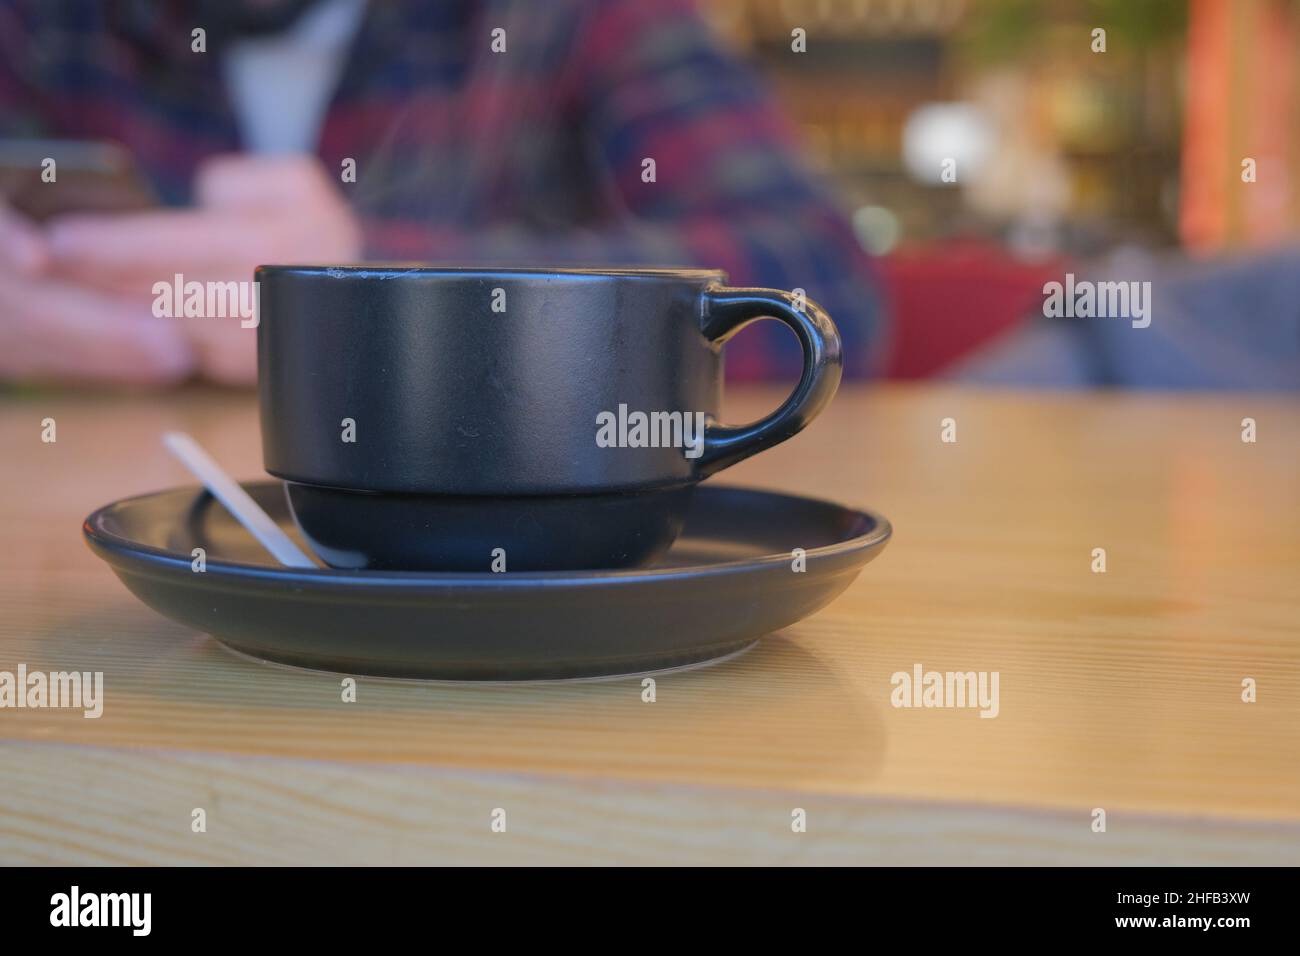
[[1, 385, 1297, 865]]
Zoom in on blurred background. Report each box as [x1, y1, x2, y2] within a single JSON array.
[[2, 0, 1296, 389], [704, 0, 1300, 377]]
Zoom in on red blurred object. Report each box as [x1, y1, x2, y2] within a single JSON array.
[[878, 242, 1067, 379]]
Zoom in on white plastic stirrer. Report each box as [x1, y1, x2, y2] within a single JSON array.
[[162, 431, 317, 569]]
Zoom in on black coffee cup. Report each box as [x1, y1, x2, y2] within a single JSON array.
[[257, 266, 840, 571]]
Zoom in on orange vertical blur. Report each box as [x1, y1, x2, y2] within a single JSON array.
[[1243, 1, 1297, 243], [1181, 0, 1299, 251], [1179, 0, 1230, 250]]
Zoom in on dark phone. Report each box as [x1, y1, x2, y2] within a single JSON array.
[[0, 139, 158, 221]]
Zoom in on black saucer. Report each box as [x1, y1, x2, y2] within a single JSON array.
[[83, 482, 891, 680]]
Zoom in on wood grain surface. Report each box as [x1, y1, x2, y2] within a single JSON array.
[[1, 385, 1297, 864]]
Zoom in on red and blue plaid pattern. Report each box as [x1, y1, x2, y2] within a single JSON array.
[[0, 0, 883, 378]]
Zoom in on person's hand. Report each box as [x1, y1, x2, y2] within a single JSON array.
[[0, 201, 196, 386], [44, 154, 362, 385]]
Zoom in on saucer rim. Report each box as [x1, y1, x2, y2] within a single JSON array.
[[82, 481, 892, 589]]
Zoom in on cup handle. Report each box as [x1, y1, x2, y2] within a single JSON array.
[[695, 286, 842, 478]]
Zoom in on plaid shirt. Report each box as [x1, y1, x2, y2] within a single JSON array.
[[0, 0, 882, 378]]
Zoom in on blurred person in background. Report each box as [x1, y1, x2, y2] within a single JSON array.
[[0, 0, 884, 387]]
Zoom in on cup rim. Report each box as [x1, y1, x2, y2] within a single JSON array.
[[254, 264, 728, 281]]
